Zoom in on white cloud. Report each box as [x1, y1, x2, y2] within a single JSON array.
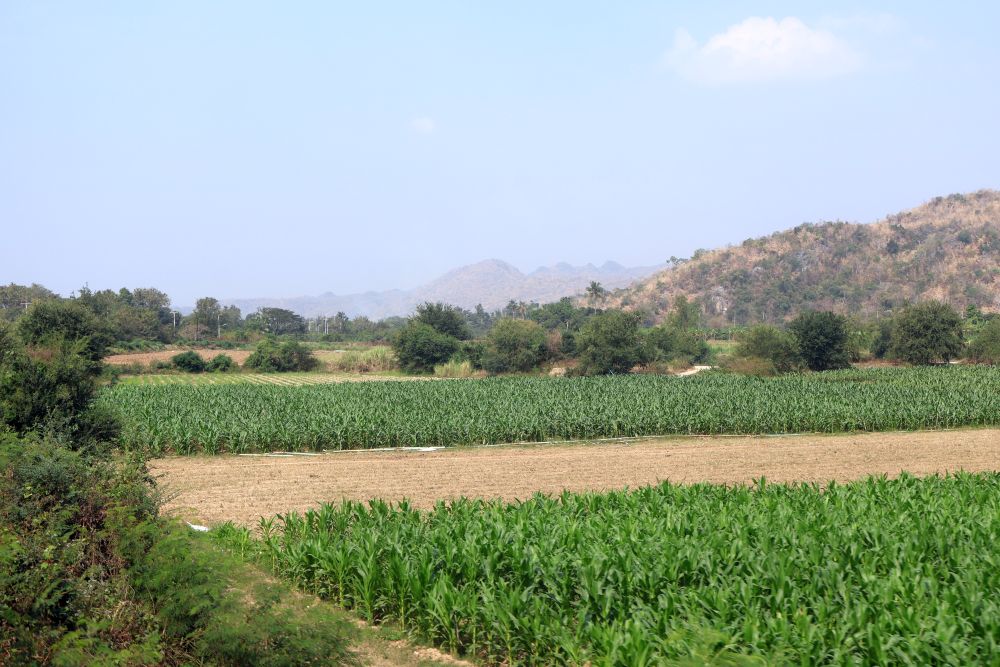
[[664, 17, 863, 84], [410, 117, 436, 134]]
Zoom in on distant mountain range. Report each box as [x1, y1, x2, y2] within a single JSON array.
[[604, 190, 1000, 325], [223, 260, 666, 319]]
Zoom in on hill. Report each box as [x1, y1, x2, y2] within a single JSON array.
[[605, 190, 1000, 325], [225, 259, 663, 319]]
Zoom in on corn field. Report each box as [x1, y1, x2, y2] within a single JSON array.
[[216, 473, 1000, 665], [100, 366, 1000, 455]]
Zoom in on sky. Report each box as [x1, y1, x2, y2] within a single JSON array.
[[2, 1, 999, 306]]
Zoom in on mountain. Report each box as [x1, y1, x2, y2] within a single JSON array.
[[224, 259, 665, 319], [604, 190, 1000, 325]]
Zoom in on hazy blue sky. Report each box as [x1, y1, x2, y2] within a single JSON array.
[[3, 2, 999, 305]]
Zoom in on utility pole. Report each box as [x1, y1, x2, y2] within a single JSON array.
[[217, 313, 222, 338], [20, 301, 31, 310], [172, 311, 178, 329], [324, 316, 329, 335]]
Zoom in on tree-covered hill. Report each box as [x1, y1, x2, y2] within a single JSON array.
[[605, 190, 1000, 325]]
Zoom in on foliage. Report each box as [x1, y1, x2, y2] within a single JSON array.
[[574, 310, 648, 375], [171, 350, 207, 373], [479, 318, 547, 374], [967, 319, 1000, 364], [392, 322, 460, 373], [527, 298, 597, 332], [734, 325, 801, 373], [415, 302, 471, 340], [0, 325, 115, 446], [890, 301, 964, 365], [233, 473, 1000, 665], [17, 299, 111, 361], [0, 433, 164, 665], [871, 319, 894, 359], [645, 326, 710, 365], [245, 307, 306, 337], [100, 366, 1000, 454], [788, 311, 850, 371], [245, 339, 319, 373], [206, 353, 237, 373]]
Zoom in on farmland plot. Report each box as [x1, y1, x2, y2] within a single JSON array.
[[219, 473, 1000, 665], [101, 366, 1000, 454]]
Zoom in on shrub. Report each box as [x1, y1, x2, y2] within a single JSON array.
[[245, 340, 318, 373], [171, 351, 207, 373], [966, 319, 1000, 364], [574, 310, 649, 375], [206, 354, 236, 373], [788, 311, 851, 371], [891, 301, 964, 365], [735, 325, 801, 373], [480, 318, 547, 374], [392, 322, 459, 373]]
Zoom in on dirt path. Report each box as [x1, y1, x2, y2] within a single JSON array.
[[152, 429, 1000, 526]]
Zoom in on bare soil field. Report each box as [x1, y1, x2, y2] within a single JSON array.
[[152, 429, 1000, 526], [105, 349, 254, 366]]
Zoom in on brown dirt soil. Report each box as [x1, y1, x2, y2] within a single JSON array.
[[152, 429, 1000, 527], [105, 349, 254, 366]]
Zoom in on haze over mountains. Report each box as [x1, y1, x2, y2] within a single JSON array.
[[605, 190, 1000, 326], [224, 260, 665, 319]]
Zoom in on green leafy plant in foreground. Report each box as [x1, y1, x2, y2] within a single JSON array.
[[217, 473, 1000, 666]]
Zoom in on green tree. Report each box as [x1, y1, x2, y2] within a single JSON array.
[[890, 301, 964, 365], [667, 294, 700, 330], [735, 325, 801, 373], [585, 281, 607, 303], [481, 319, 547, 373], [415, 302, 471, 340], [17, 299, 111, 361], [393, 321, 459, 373], [574, 310, 648, 375], [967, 319, 1000, 364], [788, 311, 850, 371]]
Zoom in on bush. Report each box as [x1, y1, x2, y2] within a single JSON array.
[[393, 322, 460, 373], [0, 326, 114, 445], [788, 311, 851, 372], [891, 301, 964, 365], [480, 318, 548, 374], [171, 350, 207, 373], [574, 310, 649, 375], [206, 354, 237, 372], [735, 325, 801, 373], [966, 319, 1000, 364], [245, 340, 319, 373]]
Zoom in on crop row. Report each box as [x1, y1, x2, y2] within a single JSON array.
[[100, 366, 1000, 454], [217, 473, 1000, 665]]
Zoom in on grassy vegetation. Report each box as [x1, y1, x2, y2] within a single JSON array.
[[217, 473, 1000, 665], [101, 366, 1000, 455], [319, 345, 397, 373]]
